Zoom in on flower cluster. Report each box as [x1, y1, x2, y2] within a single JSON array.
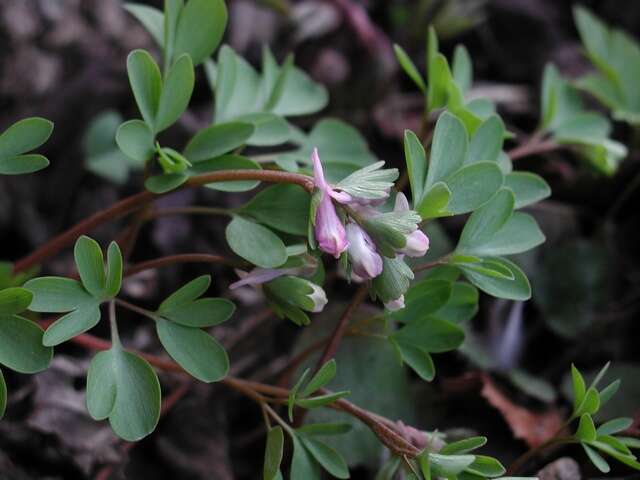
[[311, 148, 429, 310]]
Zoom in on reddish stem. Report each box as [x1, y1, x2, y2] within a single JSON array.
[[124, 253, 244, 277], [13, 169, 313, 274]]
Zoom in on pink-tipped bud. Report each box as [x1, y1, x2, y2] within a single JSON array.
[[399, 229, 430, 258], [346, 222, 383, 279], [312, 148, 349, 258], [315, 194, 349, 258], [385, 295, 405, 311]]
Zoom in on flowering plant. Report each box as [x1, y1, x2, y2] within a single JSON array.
[[0, 1, 639, 478]]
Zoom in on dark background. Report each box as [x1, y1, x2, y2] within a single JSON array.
[[1, 0, 639, 478]]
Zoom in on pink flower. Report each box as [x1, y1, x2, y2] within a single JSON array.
[[312, 148, 349, 258], [345, 222, 383, 279]]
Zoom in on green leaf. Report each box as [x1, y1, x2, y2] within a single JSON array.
[[0, 315, 53, 373], [296, 423, 352, 437], [116, 119, 155, 162], [184, 122, 254, 162], [302, 360, 336, 397], [160, 298, 234, 328], [104, 242, 123, 298], [457, 257, 531, 300], [456, 188, 515, 253], [42, 304, 101, 346], [74, 236, 106, 298], [435, 282, 479, 324], [0, 154, 50, 175], [392, 316, 465, 353], [124, 4, 164, 46], [445, 161, 504, 215], [571, 364, 587, 411], [389, 279, 452, 324], [589, 361, 611, 390], [0, 117, 53, 158], [452, 45, 472, 94], [466, 115, 504, 164], [425, 112, 468, 189], [289, 368, 310, 421], [0, 368, 6, 419], [163, 0, 182, 66], [127, 49, 162, 129], [599, 379, 621, 407], [86, 348, 161, 441], [429, 453, 476, 476], [264, 426, 284, 480], [291, 435, 321, 479], [394, 341, 435, 381], [270, 67, 329, 117], [404, 130, 427, 204], [441, 437, 487, 455], [155, 54, 194, 132], [25, 277, 95, 312], [575, 387, 600, 417], [619, 436, 640, 449], [582, 443, 611, 473], [504, 172, 551, 209], [461, 212, 545, 257], [159, 275, 210, 311], [597, 417, 633, 436], [394, 44, 426, 92], [296, 391, 350, 409], [225, 216, 287, 268], [174, 0, 227, 65], [417, 182, 452, 219], [240, 184, 310, 236], [576, 414, 597, 442], [156, 317, 229, 382], [465, 455, 506, 477], [145, 172, 188, 193], [0, 287, 32, 315], [191, 154, 261, 192], [237, 112, 290, 147], [300, 436, 350, 479]]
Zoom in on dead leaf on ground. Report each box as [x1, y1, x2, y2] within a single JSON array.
[[480, 373, 566, 447]]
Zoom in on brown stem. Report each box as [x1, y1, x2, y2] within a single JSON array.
[[316, 284, 369, 368], [59, 327, 420, 458], [124, 253, 245, 277], [13, 169, 313, 274], [505, 436, 573, 475], [507, 138, 559, 161], [412, 255, 450, 273]]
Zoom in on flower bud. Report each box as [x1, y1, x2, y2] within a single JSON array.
[[345, 222, 383, 279], [311, 148, 349, 258], [384, 295, 405, 311], [399, 229, 429, 257], [307, 282, 328, 313]]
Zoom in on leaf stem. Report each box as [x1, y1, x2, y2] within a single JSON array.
[[507, 137, 559, 161], [124, 253, 245, 277], [114, 298, 158, 321], [109, 301, 121, 349], [54, 326, 421, 458]]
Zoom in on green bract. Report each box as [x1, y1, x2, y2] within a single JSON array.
[[25, 236, 123, 346]]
